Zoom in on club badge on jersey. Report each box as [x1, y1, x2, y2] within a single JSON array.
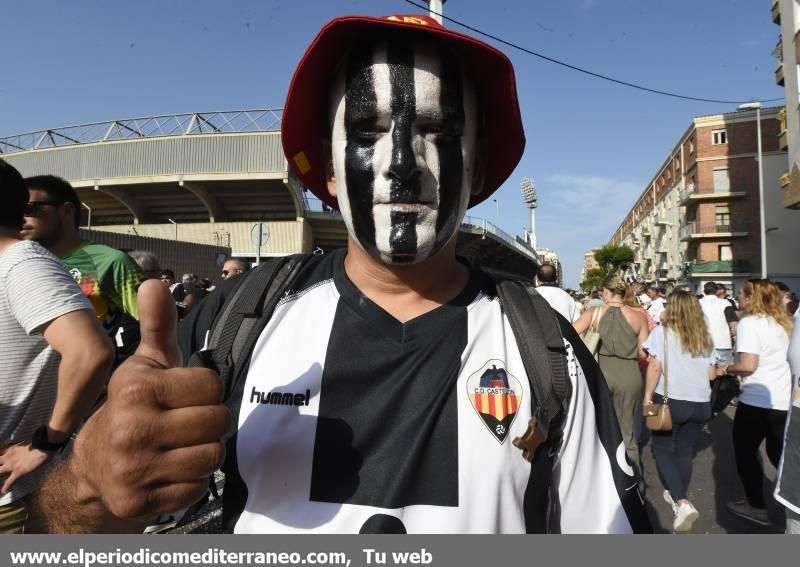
[[467, 362, 523, 444]]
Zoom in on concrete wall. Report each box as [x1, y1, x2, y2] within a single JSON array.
[[2, 132, 286, 183], [80, 229, 230, 285], [89, 219, 311, 258], [763, 153, 800, 278]]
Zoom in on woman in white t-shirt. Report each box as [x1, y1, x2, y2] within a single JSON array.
[[643, 290, 716, 532], [717, 279, 794, 527]]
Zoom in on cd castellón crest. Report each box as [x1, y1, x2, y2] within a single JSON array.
[[466, 361, 523, 443]]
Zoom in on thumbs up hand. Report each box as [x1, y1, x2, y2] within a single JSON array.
[[69, 280, 230, 528]]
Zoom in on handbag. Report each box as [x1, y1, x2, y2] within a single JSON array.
[[644, 329, 673, 431], [582, 307, 603, 360], [710, 374, 740, 418]]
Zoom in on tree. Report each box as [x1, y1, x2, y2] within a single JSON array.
[[580, 267, 605, 292], [593, 244, 634, 277], [579, 244, 635, 291]]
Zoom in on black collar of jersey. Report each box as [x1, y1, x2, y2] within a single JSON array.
[[331, 250, 488, 344]]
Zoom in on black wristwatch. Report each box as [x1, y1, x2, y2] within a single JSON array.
[[31, 426, 70, 453]]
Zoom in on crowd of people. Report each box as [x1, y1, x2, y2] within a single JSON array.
[[0, 11, 798, 536], [534, 261, 800, 533], [0, 159, 249, 533]]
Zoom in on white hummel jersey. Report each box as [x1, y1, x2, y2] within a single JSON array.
[[179, 250, 650, 534]]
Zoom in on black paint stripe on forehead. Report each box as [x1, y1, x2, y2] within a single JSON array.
[[433, 45, 465, 238], [344, 44, 378, 253], [389, 211, 418, 263], [388, 41, 421, 203]]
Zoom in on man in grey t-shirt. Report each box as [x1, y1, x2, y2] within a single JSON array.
[[0, 159, 113, 533]]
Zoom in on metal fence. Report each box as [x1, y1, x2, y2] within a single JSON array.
[[0, 109, 282, 154]]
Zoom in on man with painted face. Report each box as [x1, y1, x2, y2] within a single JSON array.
[[29, 15, 650, 534]]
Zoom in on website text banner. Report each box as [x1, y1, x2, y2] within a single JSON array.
[[0, 535, 793, 567]]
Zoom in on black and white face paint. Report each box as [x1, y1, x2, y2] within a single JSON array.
[[330, 38, 478, 264]]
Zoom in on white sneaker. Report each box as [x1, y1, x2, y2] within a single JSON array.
[[673, 501, 699, 532], [663, 490, 678, 516]]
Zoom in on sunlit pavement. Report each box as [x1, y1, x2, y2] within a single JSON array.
[[640, 405, 786, 534]]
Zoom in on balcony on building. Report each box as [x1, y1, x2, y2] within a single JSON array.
[[773, 0, 781, 24], [678, 184, 747, 206], [679, 221, 749, 241], [686, 259, 752, 277], [653, 216, 672, 227], [780, 170, 790, 190], [779, 107, 788, 150], [776, 38, 785, 86], [641, 226, 652, 238], [795, 28, 800, 65], [782, 167, 800, 209], [655, 268, 669, 280]]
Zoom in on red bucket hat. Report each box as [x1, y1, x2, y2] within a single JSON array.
[[281, 14, 525, 210]]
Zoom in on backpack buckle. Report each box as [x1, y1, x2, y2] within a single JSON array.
[[512, 416, 547, 462]]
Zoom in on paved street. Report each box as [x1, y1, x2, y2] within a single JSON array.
[[641, 405, 786, 534]]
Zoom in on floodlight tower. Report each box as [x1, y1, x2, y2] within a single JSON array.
[[520, 178, 538, 250], [424, 0, 447, 24]]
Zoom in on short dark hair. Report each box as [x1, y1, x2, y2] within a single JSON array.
[[0, 159, 28, 230], [536, 263, 558, 285], [24, 175, 81, 229], [703, 282, 718, 295], [227, 258, 250, 272], [161, 269, 176, 280]]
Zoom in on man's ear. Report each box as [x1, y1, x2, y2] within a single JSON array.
[[61, 202, 79, 229], [324, 139, 337, 199], [470, 136, 489, 197]]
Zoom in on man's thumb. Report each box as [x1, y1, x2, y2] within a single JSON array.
[[134, 279, 181, 368]]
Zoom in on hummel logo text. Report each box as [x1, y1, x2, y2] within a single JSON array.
[[250, 386, 311, 406]]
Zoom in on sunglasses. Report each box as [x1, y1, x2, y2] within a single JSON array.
[[24, 200, 63, 216]]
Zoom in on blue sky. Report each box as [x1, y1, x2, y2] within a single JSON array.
[[0, 0, 782, 286]]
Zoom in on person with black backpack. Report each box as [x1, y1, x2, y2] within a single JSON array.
[[26, 13, 650, 534]]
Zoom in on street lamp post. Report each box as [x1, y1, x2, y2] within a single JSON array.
[[424, 0, 447, 24], [738, 102, 767, 278], [520, 178, 538, 250]]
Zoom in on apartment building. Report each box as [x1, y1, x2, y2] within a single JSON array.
[[537, 247, 563, 286], [611, 109, 800, 294], [581, 248, 600, 284], [772, 0, 800, 208]]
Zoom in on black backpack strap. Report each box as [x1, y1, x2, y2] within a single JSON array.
[[191, 255, 308, 398], [483, 270, 571, 446]]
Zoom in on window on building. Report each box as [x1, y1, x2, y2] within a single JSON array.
[[719, 244, 733, 262], [713, 167, 730, 193], [689, 140, 695, 154], [712, 129, 728, 145], [716, 205, 731, 231]]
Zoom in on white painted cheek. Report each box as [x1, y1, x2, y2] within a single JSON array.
[[330, 75, 360, 248], [413, 209, 437, 261], [413, 45, 442, 207], [373, 205, 394, 264], [370, 54, 397, 260], [410, 44, 442, 261]]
